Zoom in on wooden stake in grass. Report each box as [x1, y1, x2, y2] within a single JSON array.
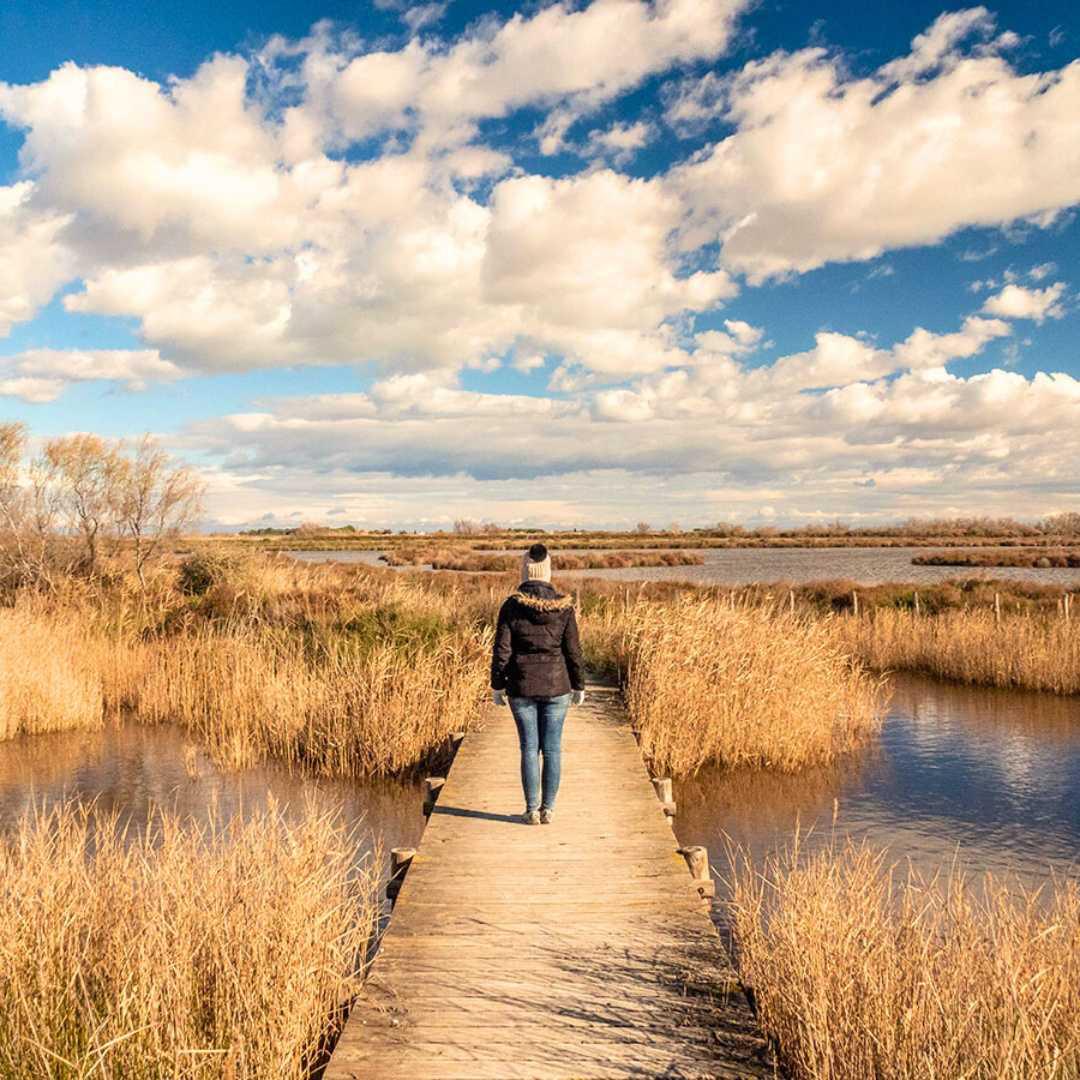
[[852, 590, 859, 617], [995, 591, 1002, 627]]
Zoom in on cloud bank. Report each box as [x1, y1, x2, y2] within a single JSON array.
[[0, 2, 1077, 524]]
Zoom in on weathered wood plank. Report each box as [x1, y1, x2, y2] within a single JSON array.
[[325, 688, 771, 1079]]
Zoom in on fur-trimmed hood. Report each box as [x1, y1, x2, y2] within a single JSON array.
[[507, 589, 574, 612]]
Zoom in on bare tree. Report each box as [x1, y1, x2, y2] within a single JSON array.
[[41, 433, 123, 575], [635, 521, 652, 534], [0, 423, 28, 578], [114, 435, 205, 585]]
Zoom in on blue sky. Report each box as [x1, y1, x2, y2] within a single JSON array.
[[1, 0, 1078, 528]]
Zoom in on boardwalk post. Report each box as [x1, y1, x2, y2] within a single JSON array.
[[678, 845, 715, 899], [422, 776, 445, 817], [650, 776, 677, 818], [386, 847, 416, 902]]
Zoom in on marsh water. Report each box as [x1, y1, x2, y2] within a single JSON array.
[[1, 675, 1076, 894], [676, 673, 1080, 894], [0, 723, 426, 866], [289, 546, 1080, 587]]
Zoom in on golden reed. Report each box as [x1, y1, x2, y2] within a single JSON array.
[[728, 840, 1080, 1080], [0, 801, 379, 1079], [0, 558, 490, 776], [588, 597, 887, 774], [838, 607, 1080, 695]]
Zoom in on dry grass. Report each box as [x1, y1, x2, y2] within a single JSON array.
[[381, 547, 704, 570], [728, 841, 1080, 1080], [139, 624, 489, 776], [840, 608, 1080, 695], [595, 598, 886, 774], [0, 557, 491, 776], [0, 800, 379, 1079], [0, 608, 105, 739], [914, 549, 1080, 568]]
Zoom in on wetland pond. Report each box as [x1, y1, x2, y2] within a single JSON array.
[[0, 723, 426, 870], [289, 546, 1080, 587], [1, 675, 1076, 897]]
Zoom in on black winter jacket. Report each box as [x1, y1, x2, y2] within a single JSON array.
[[490, 581, 586, 699]]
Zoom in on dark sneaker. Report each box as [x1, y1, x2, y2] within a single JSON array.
[[540, 808, 554, 824], [521, 810, 541, 825]]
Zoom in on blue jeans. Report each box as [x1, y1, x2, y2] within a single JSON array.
[[509, 694, 570, 812]]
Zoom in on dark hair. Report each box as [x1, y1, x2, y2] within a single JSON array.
[[527, 542, 548, 562]]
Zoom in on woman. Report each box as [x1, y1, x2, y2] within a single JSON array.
[[491, 544, 586, 824]]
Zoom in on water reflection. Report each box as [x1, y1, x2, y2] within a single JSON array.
[[0, 722, 425, 865], [675, 674, 1080, 891]]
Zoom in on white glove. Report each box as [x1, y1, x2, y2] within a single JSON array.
[[492, 689, 508, 706], [571, 690, 586, 707]]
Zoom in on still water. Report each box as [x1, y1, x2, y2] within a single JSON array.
[[675, 673, 1080, 892], [289, 546, 1080, 587], [0, 723, 426, 863], [1, 676, 1076, 894]]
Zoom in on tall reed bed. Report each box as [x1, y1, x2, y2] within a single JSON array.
[[595, 598, 886, 774], [139, 624, 490, 776], [0, 557, 492, 776], [841, 608, 1080, 694], [728, 842, 1080, 1079], [0, 801, 378, 1079], [0, 608, 105, 738]]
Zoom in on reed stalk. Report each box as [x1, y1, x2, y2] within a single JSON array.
[[728, 841, 1080, 1079], [596, 598, 886, 774], [0, 800, 379, 1079]]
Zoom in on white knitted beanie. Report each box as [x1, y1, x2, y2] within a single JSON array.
[[521, 543, 552, 583]]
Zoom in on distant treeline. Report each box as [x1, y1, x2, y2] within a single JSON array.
[[222, 513, 1080, 546]]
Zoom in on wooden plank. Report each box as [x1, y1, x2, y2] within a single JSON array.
[[325, 687, 772, 1079]]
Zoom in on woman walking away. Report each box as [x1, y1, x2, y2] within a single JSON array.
[[491, 544, 586, 825]]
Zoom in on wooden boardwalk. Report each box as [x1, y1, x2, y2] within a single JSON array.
[[326, 687, 772, 1079]]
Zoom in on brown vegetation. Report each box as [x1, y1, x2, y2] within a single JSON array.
[[837, 607, 1080, 695], [914, 548, 1080, 568], [589, 597, 886, 774], [0, 801, 378, 1079], [0, 557, 490, 776], [380, 547, 704, 571], [728, 840, 1080, 1080]]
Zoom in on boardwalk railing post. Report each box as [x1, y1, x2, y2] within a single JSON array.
[[650, 776, 677, 818], [386, 847, 416, 902], [423, 777, 445, 817], [677, 845, 715, 898]]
